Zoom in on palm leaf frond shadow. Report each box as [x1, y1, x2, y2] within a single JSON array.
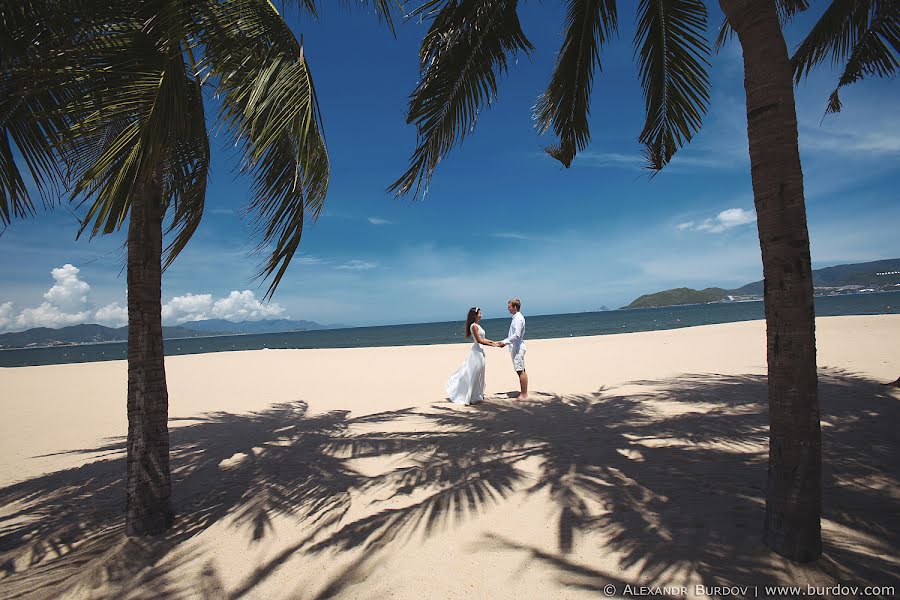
[[1, 371, 898, 598]]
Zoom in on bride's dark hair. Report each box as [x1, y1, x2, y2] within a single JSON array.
[[464, 307, 480, 338]]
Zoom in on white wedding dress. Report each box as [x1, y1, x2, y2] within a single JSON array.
[[446, 324, 486, 405]]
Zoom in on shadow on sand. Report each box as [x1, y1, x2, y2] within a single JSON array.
[[1, 369, 897, 598]]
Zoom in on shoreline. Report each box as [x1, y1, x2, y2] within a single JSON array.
[[0, 311, 891, 357], [1, 289, 897, 357], [2, 303, 898, 369]]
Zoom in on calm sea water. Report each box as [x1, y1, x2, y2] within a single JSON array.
[[2, 291, 896, 368]]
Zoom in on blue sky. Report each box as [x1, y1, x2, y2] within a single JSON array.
[[1, 1, 898, 331]]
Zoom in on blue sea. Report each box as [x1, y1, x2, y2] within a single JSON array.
[[1, 291, 896, 368]]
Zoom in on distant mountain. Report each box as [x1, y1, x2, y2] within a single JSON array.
[[626, 288, 731, 309], [732, 258, 900, 296], [624, 258, 900, 309], [0, 323, 214, 350], [0, 318, 344, 350], [177, 318, 332, 334]]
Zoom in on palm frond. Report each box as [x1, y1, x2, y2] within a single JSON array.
[[792, 0, 899, 114], [70, 58, 195, 241], [0, 97, 65, 224], [0, 0, 123, 224], [203, 0, 329, 298], [634, 0, 711, 171], [1, 0, 208, 238], [162, 45, 210, 270], [390, 0, 533, 198], [713, 18, 733, 52], [405, 0, 450, 20], [714, 0, 809, 52], [60, 0, 208, 245], [0, 130, 36, 223], [535, 0, 618, 168]]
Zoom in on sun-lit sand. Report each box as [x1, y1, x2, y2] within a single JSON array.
[[1, 315, 898, 599]]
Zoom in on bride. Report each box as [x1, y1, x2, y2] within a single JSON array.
[[446, 307, 500, 405]]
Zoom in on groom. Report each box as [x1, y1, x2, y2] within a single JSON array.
[[498, 298, 528, 399]]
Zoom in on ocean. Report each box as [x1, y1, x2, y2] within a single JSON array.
[[1, 291, 896, 368]]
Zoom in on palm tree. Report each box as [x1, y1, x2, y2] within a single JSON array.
[[0, 0, 394, 535], [388, 0, 896, 562], [719, 0, 897, 562]]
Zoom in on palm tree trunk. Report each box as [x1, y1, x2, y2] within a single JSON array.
[[125, 167, 173, 536], [719, 0, 821, 562]]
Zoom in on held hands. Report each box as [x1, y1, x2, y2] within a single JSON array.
[[494, 341, 507, 348]]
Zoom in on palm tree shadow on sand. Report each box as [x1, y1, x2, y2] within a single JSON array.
[[1, 369, 897, 599]]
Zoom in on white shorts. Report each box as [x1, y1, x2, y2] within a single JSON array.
[[510, 347, 526, 372]]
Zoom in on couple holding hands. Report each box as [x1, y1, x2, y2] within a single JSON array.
[[446, 298, 528, 406]]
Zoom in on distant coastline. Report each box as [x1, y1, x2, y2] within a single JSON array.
[[1, 291, 895, 367], [622, 258, 900, 309], [0, 319, 338, 351], [621, 287, 899, 311]]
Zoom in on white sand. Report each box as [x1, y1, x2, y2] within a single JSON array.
[[1, 315, 898, 599]]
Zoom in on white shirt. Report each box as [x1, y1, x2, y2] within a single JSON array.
[[503, 312, 526, 353]]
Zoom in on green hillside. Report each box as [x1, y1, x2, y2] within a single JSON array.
[[732, 258, 900, 295], [624, 258, 900, 309], [624, 287, 730, 309]]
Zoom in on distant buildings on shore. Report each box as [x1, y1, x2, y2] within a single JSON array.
[[725, 284, 898, 304]]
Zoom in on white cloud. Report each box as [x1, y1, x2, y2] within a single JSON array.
[[43, 264, 90, 312], [16, 303, 91, 330], [210, 291, 285, 322], [0, 264, 292, 332], [0, 264, 100, 332], [95, 302, 128, 328], [368, 217, 393, 225], [160, 290, 285, 325], [572, 151, 643, 169], [0, 301, 17, 331], [802, 128, 900, 155], [293, 255, 323, 266], [491, 232, 532, 240], [161, 293, 213, 324], [796, 88, 900, 158], [679, 208, 756, 233], [335, 260, 377, 271]]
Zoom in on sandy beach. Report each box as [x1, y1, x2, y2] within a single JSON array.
[[1, 315, 898, 599]]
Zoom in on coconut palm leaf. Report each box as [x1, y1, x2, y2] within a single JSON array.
[[202, 0, 329, 297], [633, 0, 711, 171], [535, 0, 618, 168], [3, 0, 401, 292], [389, 0, 533, 198], [161, 61, 211, 270], [0, 0, 111, 223], [791, 0, 899, 114], [1, 0, 200, 236], [66, 17, 206, 244]]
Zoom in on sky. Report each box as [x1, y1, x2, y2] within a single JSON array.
[[1, 1, 898, 331]]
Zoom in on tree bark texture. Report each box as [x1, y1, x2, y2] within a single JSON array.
[[125, 167, 173, 536], [719, 0, 822, 562]]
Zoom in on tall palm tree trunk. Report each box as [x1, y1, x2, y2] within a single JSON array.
[[719, 0, 821, 562], [125, 167, 173, 536]]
